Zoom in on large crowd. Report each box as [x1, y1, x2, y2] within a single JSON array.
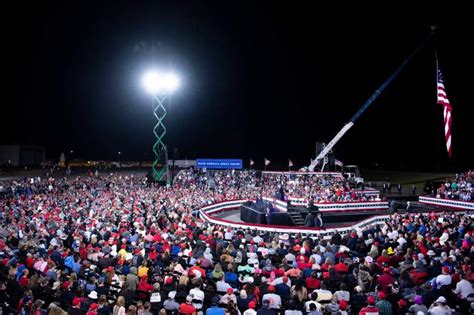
[[0, 170, 473, 315], [174, 170, 380, 203]]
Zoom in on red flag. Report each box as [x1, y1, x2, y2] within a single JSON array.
[[437, 67, 452, 157]]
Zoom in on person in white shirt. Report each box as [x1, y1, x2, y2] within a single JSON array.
[[397, 234, 407, 247], [428, 296, 453, 315], [285, 252, 296, 264], [262, 286, 282, 309], [334, 283, 350, 302], [224, 228, 234, 240], [453, 273, 474, 299], [434, 267, 452, 288], [304, 291, 322, 313], [243, 301, 257, 315], [216, 276, 232, 294], [189, 284, 205, 311]]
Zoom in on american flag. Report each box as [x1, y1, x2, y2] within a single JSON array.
[[437, 68, 452, 157]]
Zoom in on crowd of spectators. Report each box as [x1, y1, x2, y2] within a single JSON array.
[[0, 171, 473, 315], [174, 170, 380, 204], [434, 172, 473, 202]]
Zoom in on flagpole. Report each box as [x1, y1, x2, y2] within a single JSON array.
[[435, 49, 440, 172]]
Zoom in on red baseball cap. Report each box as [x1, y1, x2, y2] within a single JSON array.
[[227, 288, 234, 294], [166, 277, 173, 284], [367, 295, 375, 305], [248, 301, 256, 309], [378, 292, 386, 299], [268, 285, 275, 292], [398, 299, 407, 307], [72, 297, 81, 306]]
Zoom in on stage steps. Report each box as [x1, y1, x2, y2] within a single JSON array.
[[287, 208, 305, 226]]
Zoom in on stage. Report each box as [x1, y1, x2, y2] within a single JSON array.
[[198, 199, 391, 236], [239, 199, 390, 227]]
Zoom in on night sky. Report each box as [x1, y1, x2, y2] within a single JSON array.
[[3, 2, 472, 171]]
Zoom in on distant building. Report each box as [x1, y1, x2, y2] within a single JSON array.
[[0, 145, 46, 166]]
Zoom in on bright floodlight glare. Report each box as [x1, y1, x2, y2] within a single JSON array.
[[142, 71, 180, 94]]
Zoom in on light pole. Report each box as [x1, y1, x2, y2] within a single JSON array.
[[142, 70, 179, 184]]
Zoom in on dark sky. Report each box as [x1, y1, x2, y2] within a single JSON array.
[[2, 2, 472, 171]]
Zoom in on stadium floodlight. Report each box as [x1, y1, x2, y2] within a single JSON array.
[[142, 70, 180, 94], [142, 70, 180, 184]]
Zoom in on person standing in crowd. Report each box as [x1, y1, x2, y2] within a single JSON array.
[[375, 292, 392, 315], [428, 296, 452, 315], [359, 295, 379, 315], [406, 201, 412, 213], [304, 211, 315, 227], [408, 295, 428, 314]]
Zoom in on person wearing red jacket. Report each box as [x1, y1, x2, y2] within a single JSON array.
[[334, 258, 349, 273], [137, 275, 154, 292], [189, 261, 206, 278], [148, 247, 158, 261], [376, 250, 390, 268], [305, 272, 321, 290], [377, 267, 394, 292]]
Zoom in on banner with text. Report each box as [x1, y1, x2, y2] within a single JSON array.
[[196, 159, 243, 169]]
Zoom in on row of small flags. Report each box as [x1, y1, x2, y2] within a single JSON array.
[[249, 158, 344, 168]]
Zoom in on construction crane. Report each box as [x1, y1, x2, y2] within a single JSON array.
[[308, 29, 435, 171]]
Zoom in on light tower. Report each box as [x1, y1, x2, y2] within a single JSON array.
[[142, 70, 180, 183]]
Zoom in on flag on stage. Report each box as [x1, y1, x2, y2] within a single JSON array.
[[264, 158, 271, 166], [437, 67, 453, 157], [335, 159, 343, 167], [289, 159, 293, 167], [250, 159, 255, 166]]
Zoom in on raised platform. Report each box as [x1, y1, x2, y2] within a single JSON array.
[[262, 196, 389, 214], [198, 199, 390, 236], [418, 196, 474, 210]]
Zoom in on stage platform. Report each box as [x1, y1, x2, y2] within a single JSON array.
[[198, 199, 391, 236]]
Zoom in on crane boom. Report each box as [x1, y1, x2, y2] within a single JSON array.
[[308, 31, 434, 171]]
